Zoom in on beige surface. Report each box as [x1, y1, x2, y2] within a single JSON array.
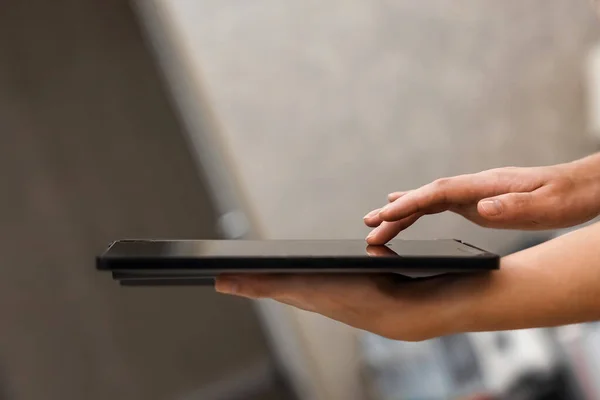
[[154, 1, 600, 399], [166, 0, 598, 250]]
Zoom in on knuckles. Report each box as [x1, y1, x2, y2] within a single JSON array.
[[432, 177, 453, 189]]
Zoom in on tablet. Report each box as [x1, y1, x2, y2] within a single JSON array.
[[96, 239, 499, 286]]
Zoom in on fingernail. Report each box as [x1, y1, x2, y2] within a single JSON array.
[[363, 209, 380, 219], [480, 200, 502, 216], [216, 278, 239, 295]]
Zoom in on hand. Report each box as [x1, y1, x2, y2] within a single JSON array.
[[364, 155, 600, 244], [216, 217, 600, 341], [215, 271, 491, 341], [215, 155, 600, 341]]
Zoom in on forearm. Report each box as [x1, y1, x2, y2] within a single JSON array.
[[463, 222, 600, 333]]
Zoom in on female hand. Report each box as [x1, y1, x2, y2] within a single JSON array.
[[215, 271, 490, 341], [364, 154, 600, 244], [216, 220, 600, 341], [216, 155, 600, 340]]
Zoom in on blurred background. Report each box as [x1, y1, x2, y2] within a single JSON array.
[[2, 0, 600, 399]]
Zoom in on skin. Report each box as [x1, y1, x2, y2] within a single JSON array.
[[215, 153, 600, 341], [365, 154, 600, 244]]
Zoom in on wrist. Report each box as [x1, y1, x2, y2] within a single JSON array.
[[450, 269, 507, 334], [569, 152, 600, 182], [460, 257, 524, 333], [426, 269, 507, 337], [451, 253, 549, 335], [461, 225, 600, 334], [565, 153, 600, 220]]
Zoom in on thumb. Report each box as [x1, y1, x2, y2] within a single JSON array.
[[477, 192, 540, 222]]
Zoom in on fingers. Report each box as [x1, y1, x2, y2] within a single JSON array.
[[215, 274, 320, 313], [215, 274, 384, 313], [366, 214, 422, 245], [387, 191, 406, 202], [215, 273, 461, 341], [363, 208, 383, 227], [216, 274, 295, 299], [216, 273, 363, 297], [216, 274, 398, 335], [363, 192, 408, 227], [378, 172, 518, 222], [365, 168, 538, 238]]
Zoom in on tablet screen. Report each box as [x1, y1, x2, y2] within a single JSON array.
[[104, 239, 488, 259]]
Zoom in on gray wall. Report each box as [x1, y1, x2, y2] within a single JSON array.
[[0, 2, 287, 399], [157, 2, 600, 399], [169, 0, 600, 250]]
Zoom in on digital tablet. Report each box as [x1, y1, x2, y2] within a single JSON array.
[[96, 239, 499, 286]]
